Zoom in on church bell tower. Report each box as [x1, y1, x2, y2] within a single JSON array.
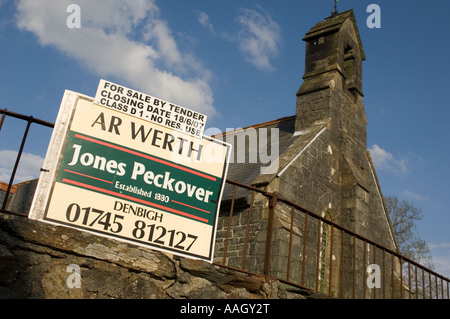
[[295, 10, 372, 236], [295, 9, 366, 134]]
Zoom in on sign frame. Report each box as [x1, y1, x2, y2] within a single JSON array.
[[30, 90, 230, 262]]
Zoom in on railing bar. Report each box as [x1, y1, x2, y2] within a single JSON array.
[[286, 206, 295, 281], [263, 194, 276, 278], [0, 110, 6, 131], [315, 220, 321, 292], [382, 249, 386, 299], [226, 179, 271, 195], [328, 225, 334, 296], [400, 257, 403, 299], [391, 254, 395, 298], [0, 108, 54, 128], [0, 208, 28, 217], [241, 190, 255, 271], [422, 267, 425, 299], [428, 271, 431, 299], [435, 274, 438, 299], [340, 229, 344, 299], [408, 261, 411, 299], [222, 185, 236, 265], [373, 245, 376, 299], [443, 278, 446, 299], [301, 212, 308, 286], [363, 241, 366, 299], [352, 236, 356, 299], [447, 281, 450, 299], [415, 264, 418, 299], [1, 120, 32, 211]]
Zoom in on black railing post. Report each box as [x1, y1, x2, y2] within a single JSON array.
[[2, 119, 32, 211], [0, 110, 6, 130], [264, 193, 276, 279]]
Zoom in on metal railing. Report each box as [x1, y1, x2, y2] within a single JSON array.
[[214, 180, 450, 299], [1, 108, 449, 299], [0, 109, 54, 216]]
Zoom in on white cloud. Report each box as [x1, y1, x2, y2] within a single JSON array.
[[429, 242, 450, 250], [195, 6, 281, 72], [369, 144, 408, 174], [197, 11, 215, 34], [236, 6, 281, 72], [429, 243, 450, 279], [0, 150, 44, 183], [432, 256, 450, 279], [15, 0, 215, 117], [401, 189, 425, 201]]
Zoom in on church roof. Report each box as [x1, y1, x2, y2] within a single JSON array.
[[213, 116, 329, 200]]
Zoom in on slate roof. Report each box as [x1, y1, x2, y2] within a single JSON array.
[[213, 115, 329, 201]]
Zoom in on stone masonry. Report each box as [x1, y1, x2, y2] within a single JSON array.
[[0, 212, 331, 299]]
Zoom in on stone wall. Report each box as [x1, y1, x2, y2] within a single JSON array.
[[277, 128, 339, 218], [0, 212, 331, 299], [214, 193, 268, 274]]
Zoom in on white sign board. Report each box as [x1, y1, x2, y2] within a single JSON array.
[[94, 79, 207, 138], [30, 89, 230, 262]]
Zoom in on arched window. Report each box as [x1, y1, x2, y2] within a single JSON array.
[[318, 210, 333, 292]]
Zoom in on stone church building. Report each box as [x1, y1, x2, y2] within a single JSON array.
[[220, 9, 396, 248], [213, 9, 399, 295]]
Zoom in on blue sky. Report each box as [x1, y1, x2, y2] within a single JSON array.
[[1, 0, 449, 278]]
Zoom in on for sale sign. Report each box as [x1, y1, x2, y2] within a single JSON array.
[[94, 79, 207, 138], [30, 89, 230, 262]]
